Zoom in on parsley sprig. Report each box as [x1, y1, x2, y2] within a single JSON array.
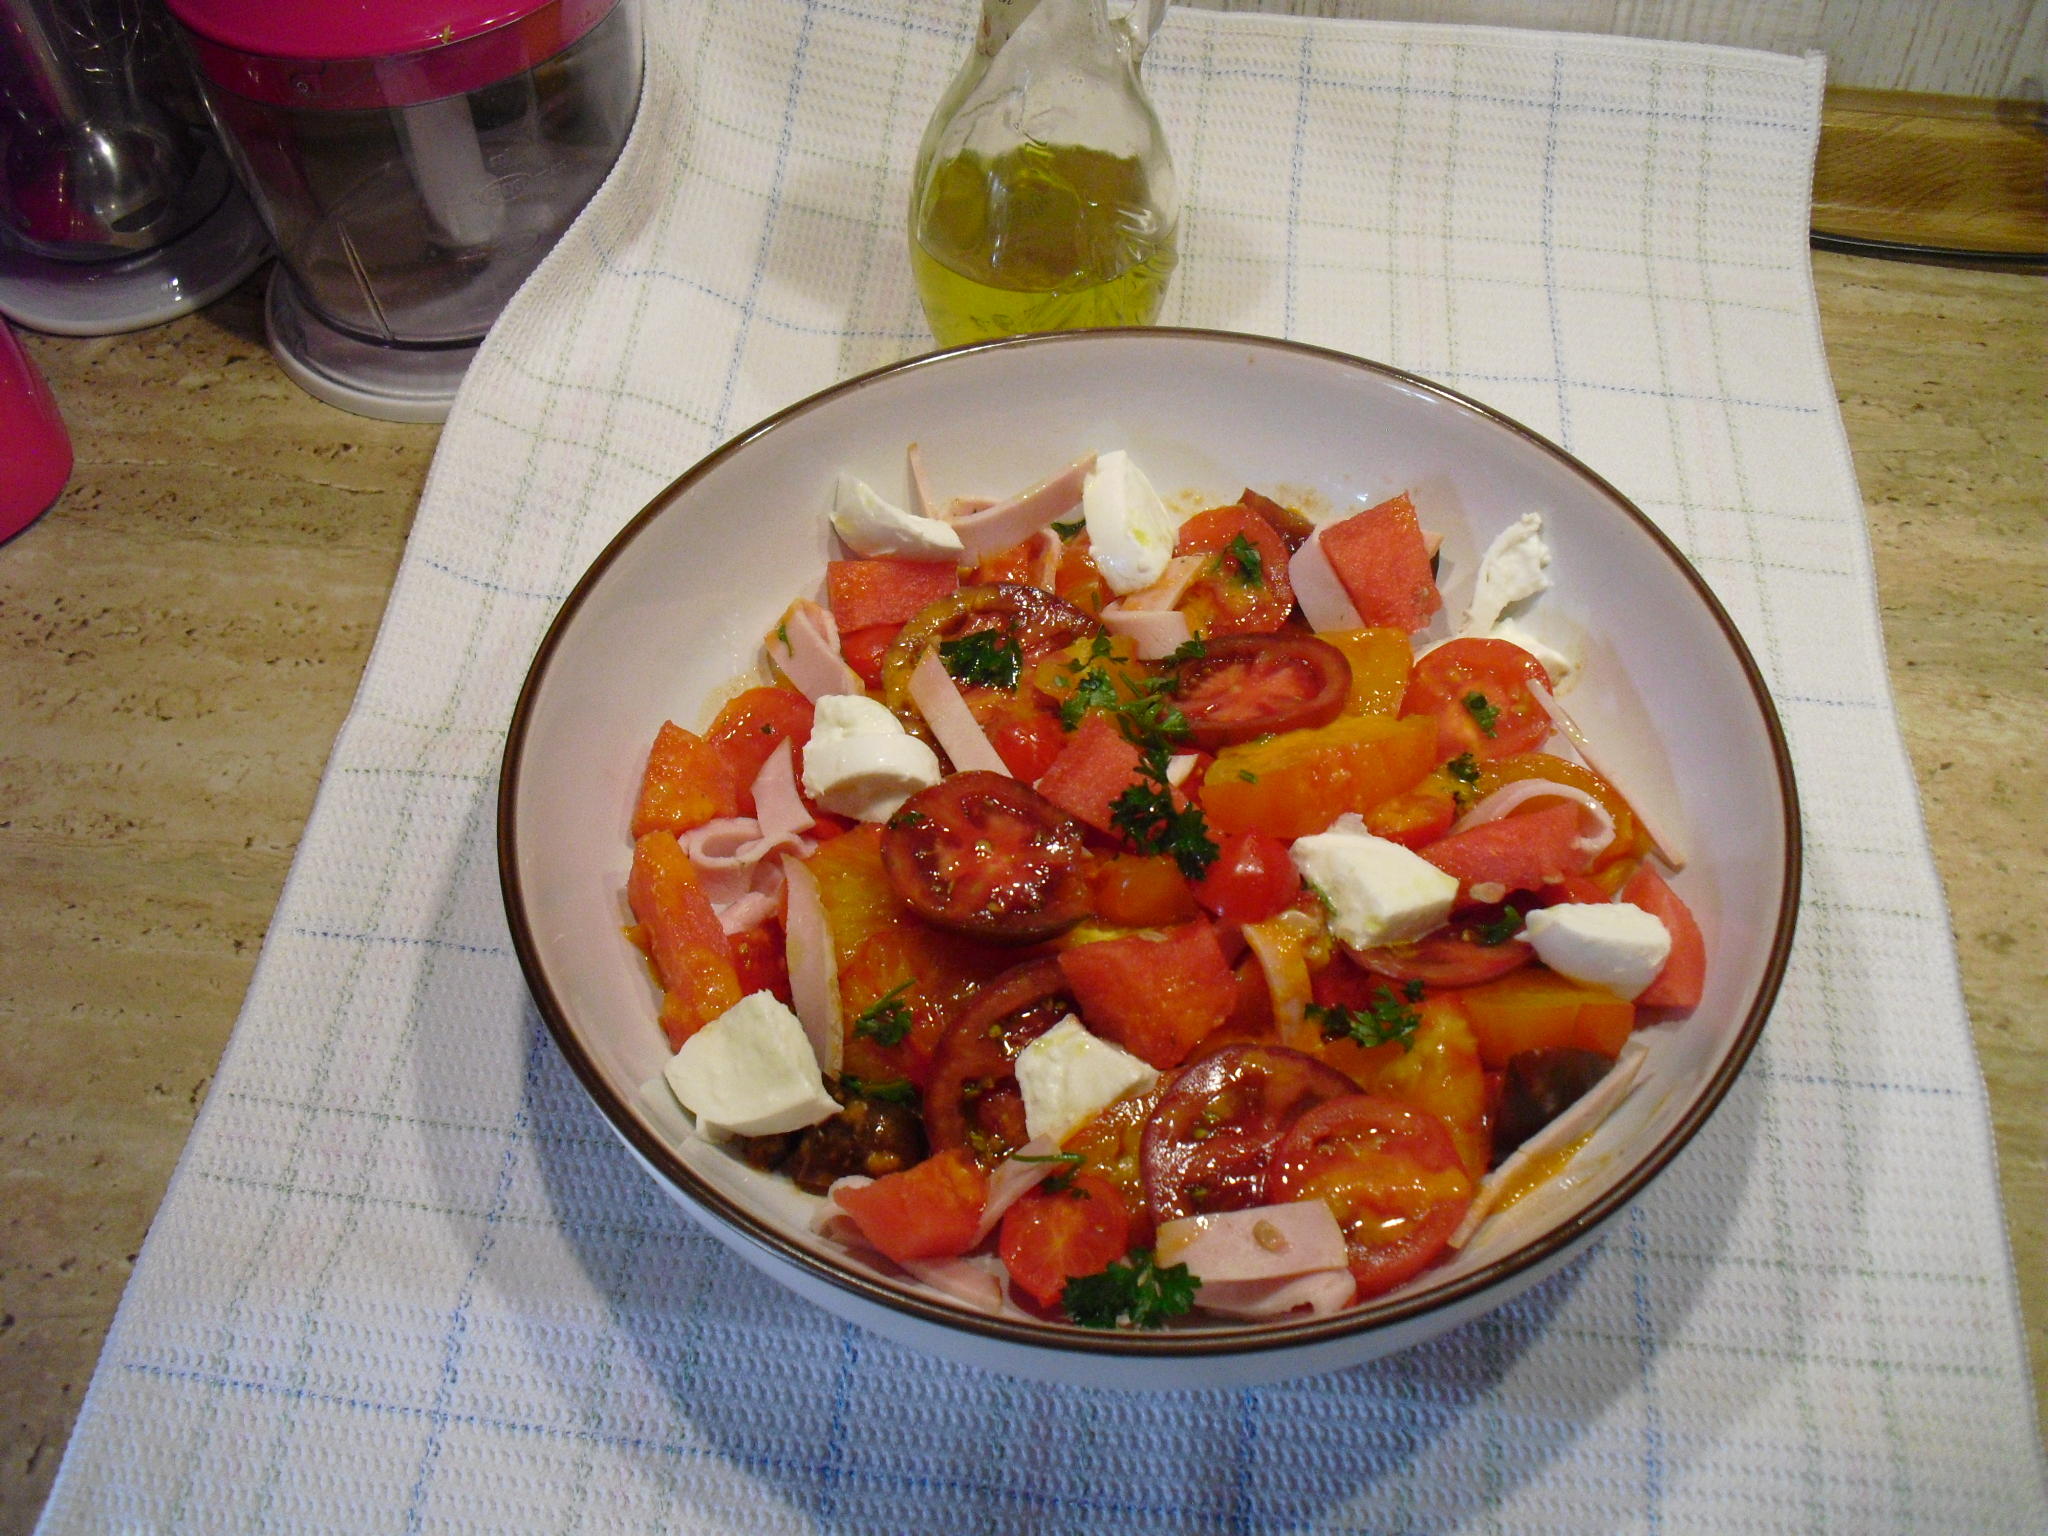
[[836, 1073, 919, 1106], [1306, 979, 1426, 1051], [1063, 1247, 1198, 1329], [1445, 752, 1481, 786], [851, 980, 915, 1046], [1471, 906, 1524, 947], [938, 628, 1022, 690], [1013, 1149, 1086, 1194], [1109, 746, 1220, 881]]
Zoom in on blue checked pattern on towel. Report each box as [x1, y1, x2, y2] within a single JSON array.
[[39, 2, 2047, 1531]]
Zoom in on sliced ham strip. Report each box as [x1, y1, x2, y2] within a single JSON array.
[[1448, 1036, 1648, 1250], [1155, 1199, 1349, 1282], [908, 647, 1011, 774], [717, 875, 782, 936], [1526, 680, 1687, 869], [942, 495, 996, 521], [1288, 527, 1366, 633], [749, 740, 815, 845], [1100, 604, 1191, 660], [1450, 778, 1617, 861], [1196, 1269, 1356, 1320], [948, 454, 1096, 559], [974, 1135, 1061, 1240], [907, 442, 938, 522], [1023, 526, 1062, 590], [901, 1254, 1009, 1314], [769, 599, 863, 701], [782, 855, 842, 1073], [1117, 553, 1206, 612]]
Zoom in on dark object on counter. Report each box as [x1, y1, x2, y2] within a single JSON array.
[[1491, 1048, 1616, 1167], [0, 320, 69, 540]]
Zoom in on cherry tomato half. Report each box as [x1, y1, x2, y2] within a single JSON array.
[[999, 1171, 1133, 1310], [1265, 1093, 1472, 1299], [1174, 503, 1296, 637], [988, 708, 1068, 782], [1348, 913, 1534, 988], [881, 772, 1091, 943], [1170, 635, 1352, 750], [1141, 1044, 1358, 1223], [1401, 637, 1553, 762], [924, 959, 1075, 1162], [882, 583, 1098, 710], [1190, 830, 1300, 924]]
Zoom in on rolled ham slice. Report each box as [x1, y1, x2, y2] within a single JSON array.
[[1155, 1199, 1349, 1282], [948, 454, 1096, 560], [908, 647, 1011, 774], [1288, 526, 1365, 633], [1099, 604, 1191, 660], [782, 855, 842, 1073], [750, 739, 815, 846], [1195, 1268, 1356, 1320], [901, 1254, 1008, 1315], [768, 599, 863, 701], [716, 867, 783, 936], [1116, 553, 1205, 612]]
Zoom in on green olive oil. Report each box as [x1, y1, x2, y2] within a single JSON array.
[[911, 140, 1177, 346]]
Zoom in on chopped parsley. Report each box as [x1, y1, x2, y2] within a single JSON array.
[[1109, 746, 1220, 881], [1463, 692, 1501, 738], [850, 979, 915, 1046], [1058, 666, 1123, 731], [1166, 637, 1208, 665], [1307, 979, 1426, 1051], [937, 628, 1022, 690], [1472, 905, 1524, 947], [1223, 532, 1264, 585], [1445, 752, 1481, 786], [773, 619, 791, 650], [892, 808, 927, 828], [837, 1074, 918, 1106], [1013, 1149, 1086, 1194], [1051, 517, 1084, 541], [1056, 637, 1192, 747], [1063, 1247, 1198, 1330], [1236, 769, 1258, 783]]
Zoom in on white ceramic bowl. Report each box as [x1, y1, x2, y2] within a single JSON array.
[[498, 330, 1798, 1391]]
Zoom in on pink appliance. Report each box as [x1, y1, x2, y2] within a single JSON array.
[[166, 0, 641, 420], [1, 319, 70, 541], [0, 0, 268, 334]]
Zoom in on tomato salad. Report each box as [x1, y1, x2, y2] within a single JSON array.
[[625, 450, 1706, 1329]]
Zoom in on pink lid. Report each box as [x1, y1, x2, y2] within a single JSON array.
[[168, 0, 621, 110]]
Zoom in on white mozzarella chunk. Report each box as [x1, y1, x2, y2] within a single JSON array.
[[1014, 1015, 1158, 1144], [830, 474, 964, 561], [1290, 813, 1459, 950], [664, 991, 841, 1137], [1082, 450, 1175, 595], [1520, 902, 1671, 1000], [1463, 512, 1551, 634], [800, 693, 941, 821], [1487, 618, 1576, 687]]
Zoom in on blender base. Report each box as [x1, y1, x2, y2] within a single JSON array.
[[0, 184, 270, 336], [265, 269, 475, 423]]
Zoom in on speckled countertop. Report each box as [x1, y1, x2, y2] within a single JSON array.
[[2, 254, 2042, 1527]]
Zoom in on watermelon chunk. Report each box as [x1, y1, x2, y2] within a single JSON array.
[[826, 558, 958, 632], [1622, 866, 1706, 1010], [1318, 493, 1442, 632], [834, 1148, 989, 1265], [1059, 921, 1240, 1070], [632, 721, 740, 838], [1033, 712, 1145, 834], [1419, 802, 1589, 896], [627, 831, 742, 1048]]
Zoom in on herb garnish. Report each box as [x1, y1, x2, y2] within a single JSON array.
[[1014, 1149, 1086, 1194], [1445, 752, 1481, 786], [1063, 1247, 1198, 1329], [1166, 637, 1208, 665], [838, 1074, 918, 1106], [1463, 692, 1501, 738], [851, 979, 915, 1046], [1307, 979, 1426, 1051], [1109, 746, 1220, 881], [1472, 906, 1523, 947], [938, 628, 1023, 690], [1051, 518, 1084, 541], [1223, 532, 1264, 585]]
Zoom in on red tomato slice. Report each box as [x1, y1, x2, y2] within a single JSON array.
[[988, 708, 1067, 782], [881, 772, 1091, 943], [633, 721, 741, 837], [1349, 920, 1534, 988], [1173, 503, 1297, 636], [1265, 1094, 1472, 1299], [1239, 488, 1315, 552], [704, 687, 814, 816], [1140, 1044, 1359, 1222], [998, 1171, 1133, 1310], [1170, 634, 1351, 749], [838, 624, 898, 690], [834, 1147, 989, 1266], [924, 959, 1075, 1162], [1190, 830, 1301, 924], [1402, 637, 1554, 762]]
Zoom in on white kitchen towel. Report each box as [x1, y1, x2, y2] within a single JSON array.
[[39, 2, 2047, 1532]]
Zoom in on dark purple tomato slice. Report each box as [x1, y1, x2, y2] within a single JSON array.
[[1170, 635, 1352, 750], [881, 772, 1091, 943]]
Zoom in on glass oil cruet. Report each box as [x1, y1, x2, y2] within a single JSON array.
[[909, 0, 1178, 347]]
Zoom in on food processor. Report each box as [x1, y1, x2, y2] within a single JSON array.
[[0, 0, 269, 334], [165, 0, 642, 420]]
